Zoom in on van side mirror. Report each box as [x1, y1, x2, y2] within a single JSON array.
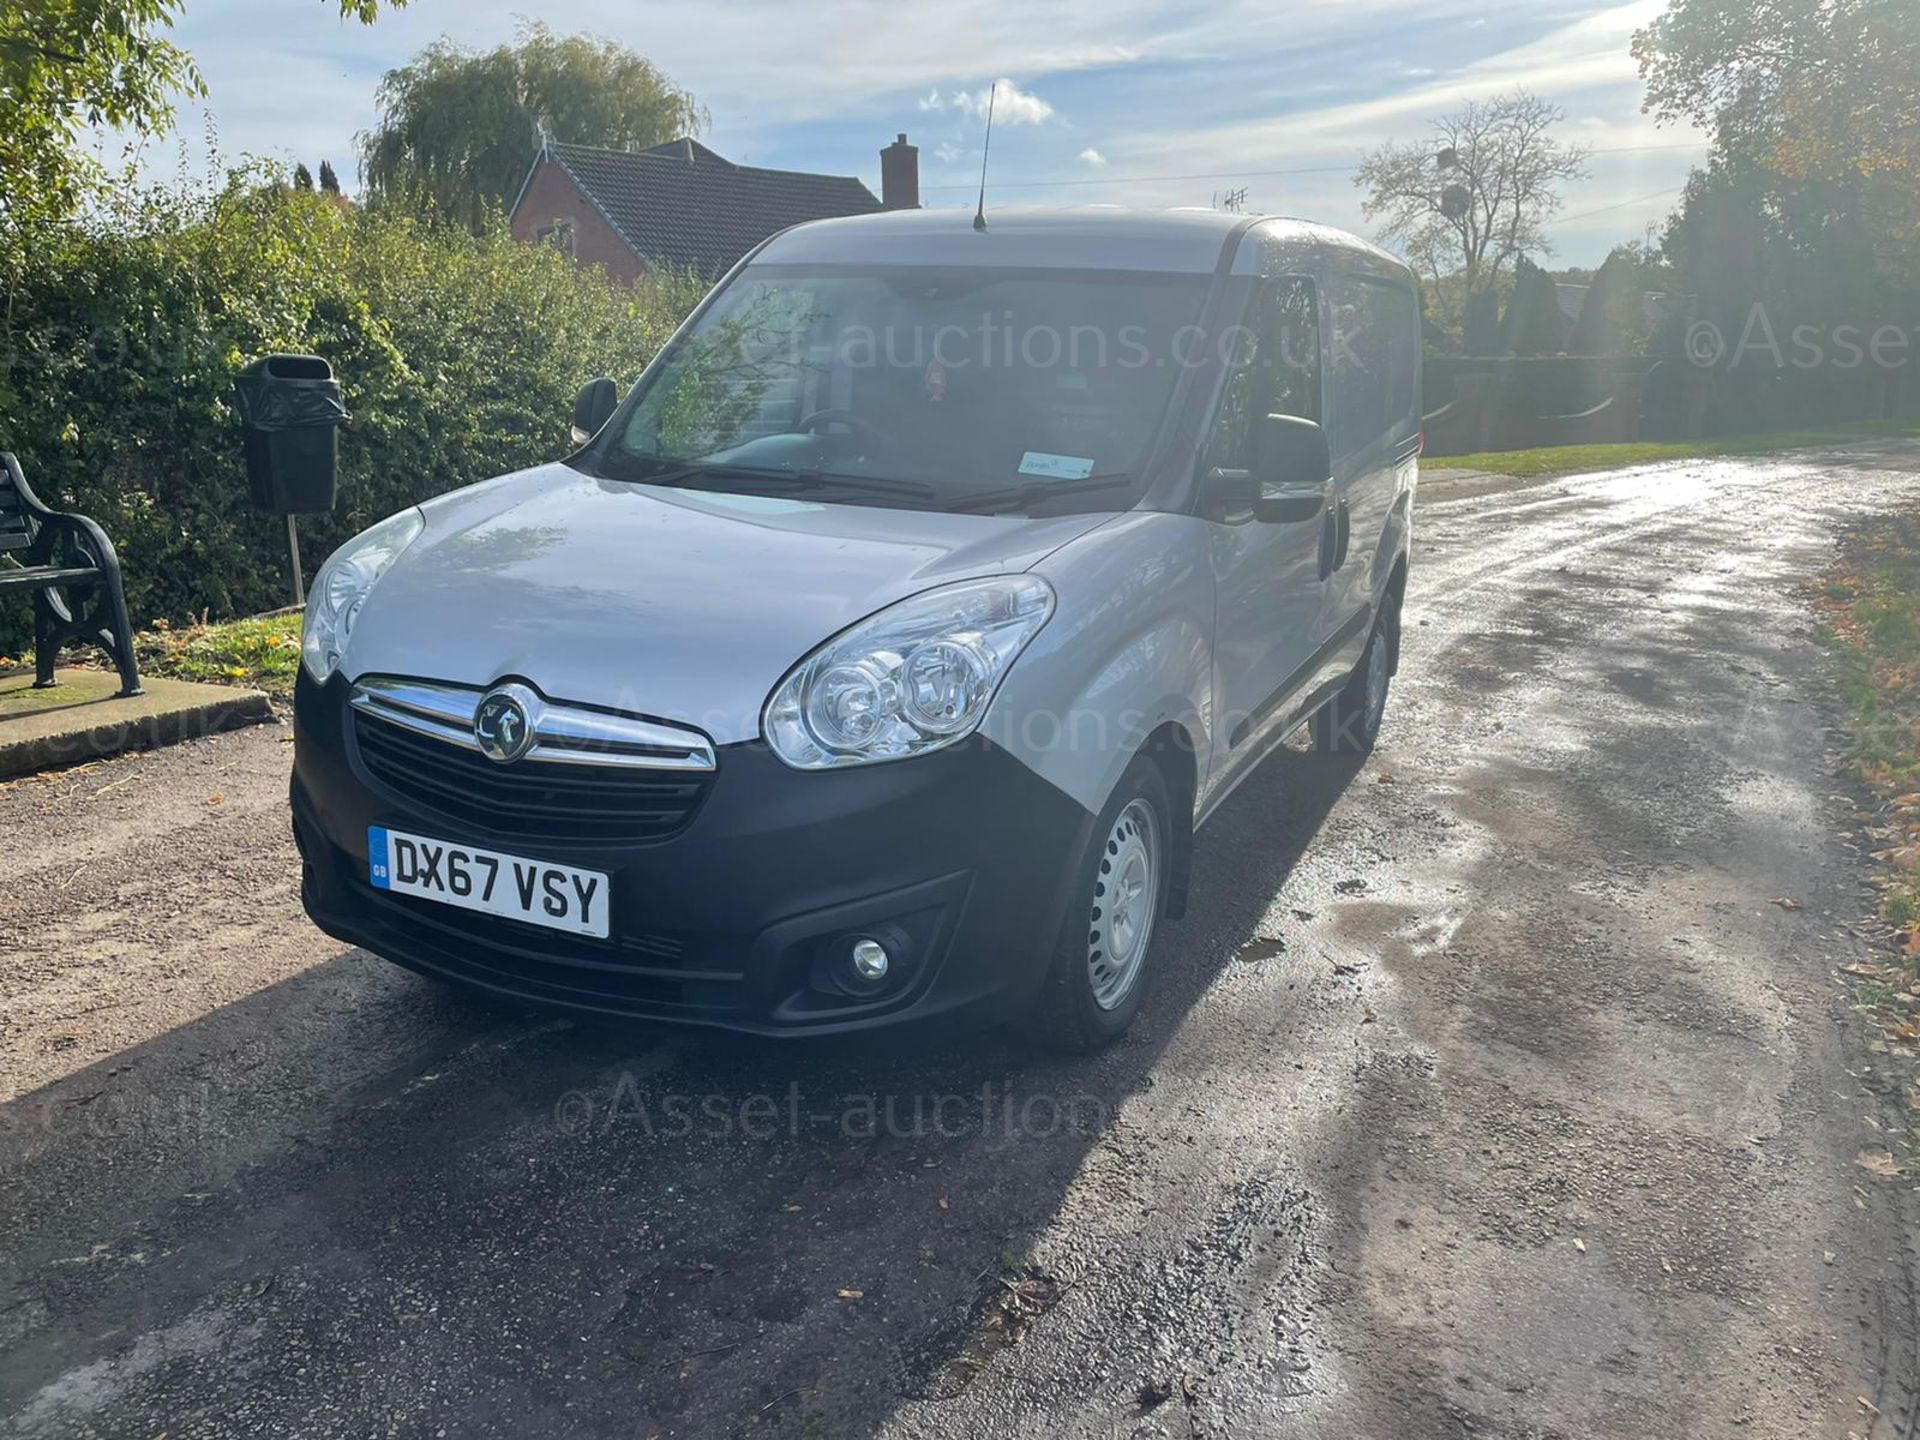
[[571, 377, 620, 445], [1249, 414, 1330, 524]]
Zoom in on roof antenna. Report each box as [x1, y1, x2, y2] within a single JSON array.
[[972, 81, 997, 232]]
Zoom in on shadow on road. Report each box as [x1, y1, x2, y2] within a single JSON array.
[[0, 743, 1362, 1437]]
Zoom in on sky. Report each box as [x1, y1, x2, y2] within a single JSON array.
[[115, 0, 1712, 269]]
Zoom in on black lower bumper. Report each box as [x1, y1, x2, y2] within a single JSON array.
[[291, 670, 1095, 1036]]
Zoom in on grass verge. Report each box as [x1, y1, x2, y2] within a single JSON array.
[[1, 610, 301, 695], [2, 608, 303, 698], [1814, 510, 1920, 1166], [1426, 419, 1920, 478], [131, 610, 304, 697]]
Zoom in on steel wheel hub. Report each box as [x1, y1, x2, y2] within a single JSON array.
[[1087, 798, 1159, 1011], [1365, 631, 1390, 732]]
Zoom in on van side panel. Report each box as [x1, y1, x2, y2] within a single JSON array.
[[983, 513, 1217, 819]]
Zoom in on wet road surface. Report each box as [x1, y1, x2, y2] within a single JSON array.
[[4, 444, 1920, 1438]]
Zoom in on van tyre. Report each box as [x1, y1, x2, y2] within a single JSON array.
[[1312, 603, 1396, 755], [1029, 755, 1172, 1053]]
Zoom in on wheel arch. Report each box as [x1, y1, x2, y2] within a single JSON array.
[[1140, 720, 1199, 919], [1382, 552, 1410, 673]]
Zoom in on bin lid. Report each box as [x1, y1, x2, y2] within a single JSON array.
[[235, 354, 349, 431]]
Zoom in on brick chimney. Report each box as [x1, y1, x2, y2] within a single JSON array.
[[880, 133, 919, 210]]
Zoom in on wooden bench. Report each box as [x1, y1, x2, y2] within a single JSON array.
[[0, 452, 141, 696]]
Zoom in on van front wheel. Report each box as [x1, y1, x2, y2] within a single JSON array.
[[1312, 607, 1394, 755], [1028, 755, 1172, 1053]]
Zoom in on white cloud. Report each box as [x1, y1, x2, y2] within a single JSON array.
[[946, 78, 1056, 125], [1091, 1, 1686, 184], [1080, 147, 1107, 167], [1032, 0, 1703, 262]]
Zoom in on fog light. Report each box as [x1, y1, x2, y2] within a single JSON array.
[[849, 938, 890, 982]]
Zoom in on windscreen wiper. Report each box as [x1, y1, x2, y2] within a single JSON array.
[[946, 472, 1136, 515], [606, 458, 939, 504], [706, 465, 942, 503]]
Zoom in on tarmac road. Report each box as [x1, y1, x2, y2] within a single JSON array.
[[4, 444, 1920, 1439]]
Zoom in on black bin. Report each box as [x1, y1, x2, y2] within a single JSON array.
[[235, 354, 347, 514]]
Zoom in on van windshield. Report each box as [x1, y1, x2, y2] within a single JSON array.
[[590, 265, 1212, 515]]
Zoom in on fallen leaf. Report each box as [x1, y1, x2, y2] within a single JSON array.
[[206, 794, 225, 806], [1769, 897, 1803, 911], [1824, 1250, 1836, 1264], [938, 1197, 950, 1210], [836, 1288, 864, 1300], [1573, 1238, 1587, 1253], [1661, 1258, 1672, 1274], [782, 1204, 802, 1213], [1375, 771, 1396, 784], [1855, 1150, 1902, 1179]]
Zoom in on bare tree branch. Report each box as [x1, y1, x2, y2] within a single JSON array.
[[1355, 91, 1589, 328]]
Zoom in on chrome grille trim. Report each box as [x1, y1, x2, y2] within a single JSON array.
[[349, 676, 717, 772]]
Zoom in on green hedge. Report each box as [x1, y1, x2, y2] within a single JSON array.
[[0, 175, 703, 651]]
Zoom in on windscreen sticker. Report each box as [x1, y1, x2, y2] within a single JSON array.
[[1018, 451, 1096, 480]]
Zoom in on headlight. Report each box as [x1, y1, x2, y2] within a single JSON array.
[[765, 576, 1055, 769], [300, 508, 425, 682]]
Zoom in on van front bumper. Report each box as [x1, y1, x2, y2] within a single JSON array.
[[291, 670, 1095, 1036]]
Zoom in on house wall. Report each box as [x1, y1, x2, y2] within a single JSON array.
[[509, 158, 646, 284]]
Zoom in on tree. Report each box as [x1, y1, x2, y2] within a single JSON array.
[[1356, 92, 1589, 333], [1635, 0, 1920, 284], [1567, 246, 1657, 355], [0, 1, 401, 226], [1499, 257, 1567, 356], [293, 162, 315, 191], [318, 159, 341, 195], [358, 21, 707, 229]]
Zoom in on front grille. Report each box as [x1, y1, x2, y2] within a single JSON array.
[[358, 882, 745, 1017], [353, 711, 713, 845]]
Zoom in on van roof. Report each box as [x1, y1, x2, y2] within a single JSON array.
[[753, 206, 1411, 280]]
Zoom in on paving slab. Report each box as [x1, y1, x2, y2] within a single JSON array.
[[0, 668, 273, 778]]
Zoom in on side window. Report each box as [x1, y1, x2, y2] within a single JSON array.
[[1201, 276, 1321, 478], [1328, 276, 1418, 457]]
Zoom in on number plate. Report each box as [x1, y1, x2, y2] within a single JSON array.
[[368, 826, 610, 939]]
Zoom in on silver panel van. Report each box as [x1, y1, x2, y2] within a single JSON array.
[[290, 208, 1422, 1050]]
